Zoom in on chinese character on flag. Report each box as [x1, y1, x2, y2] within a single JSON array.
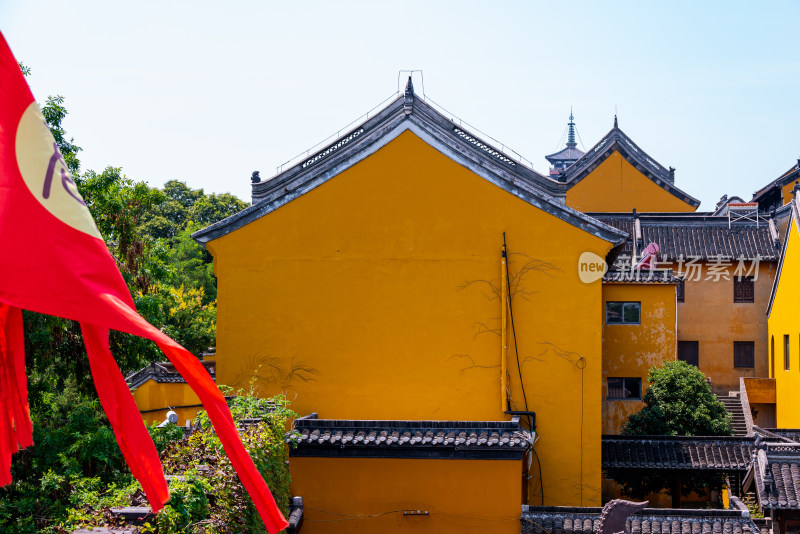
[[0, 31, 287, 534]]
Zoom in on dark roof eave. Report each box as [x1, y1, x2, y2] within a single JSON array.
[[193, 94, 628, 247]]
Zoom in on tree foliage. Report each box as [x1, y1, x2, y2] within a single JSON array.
[[622, 361, 732, 437], [1, 77, 252, 533]]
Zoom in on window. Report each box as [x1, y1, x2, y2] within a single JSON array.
[[734, 342, 755, 368], [606, 302, 641, 325], [607, 377, 642, 400], [676, 280, 685, 303], [678, 341, 699, 366], [771, 336, 775, 378], [785, 334, 790, 371], [733, 276, 754, 303]]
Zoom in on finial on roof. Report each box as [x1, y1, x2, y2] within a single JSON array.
[[403, 76, 414, 115], [405, 75, 414, 96], [567, 108, 577, 149], [793, 180, 800, 196], [251, 171, 260, 184], [668, 166, 675, 183], [614, 115, 618, 129]]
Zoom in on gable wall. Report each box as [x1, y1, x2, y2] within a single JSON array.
[[566, 151, 697, 213], [207, 130, 615, 506]]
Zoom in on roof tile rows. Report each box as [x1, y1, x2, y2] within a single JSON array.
[[522, 507, 761, 534], [602, 436, 755, 471], [593, 215, 779, 262], [750, 446, 800, 510], [288, 415, 533, 454]]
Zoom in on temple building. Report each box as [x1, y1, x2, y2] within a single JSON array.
[[121, 79, 800, 534]]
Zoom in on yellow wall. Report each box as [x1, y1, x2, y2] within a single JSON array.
[[769, 211, 800, 427], [131, 380, 202, 425], [672, 262, 775, 393], [781, 181, 797, 208], [208, 131, 616, 506], [601, 283, 677, 434], [290, 457, 521, 534], [566, 151, 696, 213]]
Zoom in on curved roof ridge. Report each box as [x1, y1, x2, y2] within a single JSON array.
[[560, 124, 701, 208]]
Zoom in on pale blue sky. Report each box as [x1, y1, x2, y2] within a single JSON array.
[[2, 1, 799, 210]]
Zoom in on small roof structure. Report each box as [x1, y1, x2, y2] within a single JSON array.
[[126, 360, 215, 389], [287, 414, 533, 460], [557, 117, 701, 208], [192, 80, 627, 248], [751, 159, 800, 211], [602, 435, 755, 471], [743, 435, 800, 511]]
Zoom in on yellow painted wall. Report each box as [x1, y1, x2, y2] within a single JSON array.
[[769, 211, 800, 427], [781, 181, 796, 208], [208, 130, 615, 506], [566, 151, 696, 213], [671, 262, 775, 393], [131, 380, 202, 425], [290, 457, 521, 534], [601, 283, 677, 434]]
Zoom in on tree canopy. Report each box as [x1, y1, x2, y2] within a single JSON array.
[[622, 360, 732, 436], [1, 66, 252, 534]]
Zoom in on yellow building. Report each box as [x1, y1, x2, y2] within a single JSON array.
[[767, 188, 800, 428], [556, 118, 700, 213], [752, 160, 800, 213], [193, 80, 630, 530], [600, 270, 678, 434]]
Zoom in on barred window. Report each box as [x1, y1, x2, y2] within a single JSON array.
[[733, 276, 754, 303], [676, 279, 685, 303]]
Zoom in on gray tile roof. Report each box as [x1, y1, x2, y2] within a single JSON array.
[[288, 414, 533, 459], [545, 146, 585, 163], [603, 269, 681, 284], [522, 506, 761, 534], [592, 214, 779, 262], [747, 443, 800, 511], [602, 436, 755, 471], [126, 360, 215, 389]]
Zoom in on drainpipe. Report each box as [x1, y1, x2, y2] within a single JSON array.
[[501, 242, 508, 412]]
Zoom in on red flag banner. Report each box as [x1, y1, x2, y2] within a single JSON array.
[[0, 31, 288, 533]]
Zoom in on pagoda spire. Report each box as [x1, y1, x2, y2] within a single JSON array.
[[567, 108, 576, 149]]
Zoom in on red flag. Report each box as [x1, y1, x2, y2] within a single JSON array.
[[0, 32, 288, 533]]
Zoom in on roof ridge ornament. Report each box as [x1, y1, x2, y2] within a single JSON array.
[[404, 75, 414, 115], [614, 114, 618, 129], [567, 107, 577, 149]]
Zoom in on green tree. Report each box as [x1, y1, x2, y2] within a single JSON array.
[[622, 361, 732, 437]]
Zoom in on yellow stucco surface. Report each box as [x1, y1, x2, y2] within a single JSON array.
[[566, 151, 696, 213], [207, 130, 616, 506], [769, 210, 800, 427], [672, 262, 775, 393], [290, 457, 521, 534], [131, 380, 202, 425], [601, 283, 677, 434]]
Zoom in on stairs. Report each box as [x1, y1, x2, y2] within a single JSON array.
[[717, 394, 749, 436]]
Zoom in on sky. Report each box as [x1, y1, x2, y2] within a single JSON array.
[[1, 1, 799, 210]]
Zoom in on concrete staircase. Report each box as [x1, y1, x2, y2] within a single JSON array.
[[717, 394, 749, 436]]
